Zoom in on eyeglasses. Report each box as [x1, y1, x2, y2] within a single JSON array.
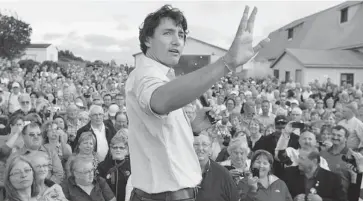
[[35, 164, 49, 170], [91, 113, 104, 117], [111, 146, 127, 150], [28, 133, 42, 138], [20, 101, 30, 105], [75, 168, 95, 175], [10, 168, 32, 177]]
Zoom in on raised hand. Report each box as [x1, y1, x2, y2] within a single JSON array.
[[224, 6, 269, 70]]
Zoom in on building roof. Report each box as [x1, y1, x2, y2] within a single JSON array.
[[256, 1, 363, 62], [271, 48, 363, 68], [28, 44, 52, 49], [132, 36, 227, 57]]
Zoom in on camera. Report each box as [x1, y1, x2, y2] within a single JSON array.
[[291, 122, 305, 129], [277, 150, 293, 166], [251, 168, 260, 178], [342, 155, 357, 167]]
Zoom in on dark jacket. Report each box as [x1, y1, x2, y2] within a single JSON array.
[[97, 154, 131, 201], [254, 131, 299, 178], [62, 176, 115, 201], [196, 160, 239, 201], [71, 121, 116, 152], [282, 166, 347, 201]]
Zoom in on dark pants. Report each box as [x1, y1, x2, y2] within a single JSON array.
[[130, 188, 197, 201]]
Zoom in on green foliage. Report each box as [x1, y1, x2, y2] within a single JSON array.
[[18, 59, 39, 72], [58, 50, 83, 62], [0, 13, 32, 60]]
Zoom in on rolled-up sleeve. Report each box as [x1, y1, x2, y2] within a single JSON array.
[[134, 75, 167, 118]]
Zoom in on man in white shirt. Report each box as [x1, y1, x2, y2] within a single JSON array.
[[126, 4, 268, 201], [72, 105, 116, 162]]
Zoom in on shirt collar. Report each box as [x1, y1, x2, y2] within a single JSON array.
[[300, 166, 320, 178], [91, 123, 105, 132], [139, 54, 174, 77]]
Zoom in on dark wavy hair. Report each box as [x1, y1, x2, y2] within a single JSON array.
[[139, 4, 188, 54]]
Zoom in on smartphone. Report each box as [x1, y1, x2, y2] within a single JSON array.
[[251, 168, 260, 178], [291, 122, 305, 129]]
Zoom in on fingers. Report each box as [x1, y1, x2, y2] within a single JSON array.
[[253, 38, 270, 53], [247, 7, 258, 33], [236, 6, 250, 36]]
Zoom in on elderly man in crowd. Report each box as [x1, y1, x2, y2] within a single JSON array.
[[338, 103, 363, 149], [283, 149, 347, 201], [72, 105, 116, 162], [65, 104, 82, 142], [193, 133, 239, 201], [1, 122, 64, 184]]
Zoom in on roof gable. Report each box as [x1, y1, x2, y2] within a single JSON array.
[[271, 48, 363, 68], [28, 44, 52, 49], [256, 1, 363, 61]]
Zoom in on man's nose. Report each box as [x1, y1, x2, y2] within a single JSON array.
[[171, 34, 182, 46]]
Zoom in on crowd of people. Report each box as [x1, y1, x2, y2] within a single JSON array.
[[1, 3, 363, 201]]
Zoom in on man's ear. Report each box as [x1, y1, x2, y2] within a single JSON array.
[[145, 37, 151, 48]]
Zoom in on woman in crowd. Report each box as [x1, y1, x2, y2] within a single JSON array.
[[28, 151, 68, 201], [238, 150, 293, 201], [65, 131, 99, 178], [42, 120, 72, 162], [98, 129, 130, 201], [4, 154, 39, 201], [247, 118, 264, 152], [3, 115, 25, 152], [220, 137, 251, 184], [62, 156, 115, 201], [264, 124, 275, 136]]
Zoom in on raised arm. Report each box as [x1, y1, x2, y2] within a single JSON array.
[[150, 6, 268, 115]]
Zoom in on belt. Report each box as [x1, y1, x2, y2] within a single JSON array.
[[134, 187, 197, 201]]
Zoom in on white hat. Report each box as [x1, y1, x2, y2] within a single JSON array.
[[108, 104, 120, 117], [12, 82, 20, 88], [75, 100, 84, 107]]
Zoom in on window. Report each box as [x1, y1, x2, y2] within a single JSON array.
[[274, 70, 279, 79], [340, 8, 348, 23], [287, 28, 294, 40], [341, 73, 354, 86], [285, 71, 290, 82]]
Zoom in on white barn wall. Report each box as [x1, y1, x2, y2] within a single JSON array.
[[22, 48, 47, 62], [271, 53, 304, 83], [304, 67, 363, 86]]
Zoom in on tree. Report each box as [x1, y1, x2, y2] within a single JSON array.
[[18, 59, 39, 72], [58, 49, 84, 61], [0, 12, 32, 60]]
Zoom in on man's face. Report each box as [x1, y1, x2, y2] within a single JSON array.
[[261, 102, 269, 113], [299, 132, 316, 149], [23, 126, 43, 150], [103, 96, 112, 106], [193, 135, 211, 162], [116, 95, 125, 107], [90, 107, 104, 125], [145, 17, 185, 67], [331, 129, 346, 146], [19, 96, 31, 112]]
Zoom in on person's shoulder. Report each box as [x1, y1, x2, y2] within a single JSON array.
[[283, 166, 300, 175], [211, 160, 230, 174]]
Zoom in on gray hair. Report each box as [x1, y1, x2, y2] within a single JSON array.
[[227, 136, 250, 155]]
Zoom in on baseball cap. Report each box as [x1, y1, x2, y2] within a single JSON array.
[[12, 82, 20, 88], [275, 115, 288, 125], [290, 99, 299, 105], [108, 104, 120, 117]]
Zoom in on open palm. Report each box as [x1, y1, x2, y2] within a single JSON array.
[[225, 6, 269, 69]]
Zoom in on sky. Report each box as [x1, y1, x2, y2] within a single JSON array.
[[0, 0, 345, 65]]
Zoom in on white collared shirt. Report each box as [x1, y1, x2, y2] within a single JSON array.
[[125, 54, 202, 193], [91, 123, 109, 162]]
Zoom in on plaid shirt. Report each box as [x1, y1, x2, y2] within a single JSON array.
[[66, 118, 81, 139]]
